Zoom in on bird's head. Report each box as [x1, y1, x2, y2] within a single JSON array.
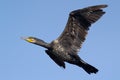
[[22, 36, 50, 49], [22, 37, 37, 43]]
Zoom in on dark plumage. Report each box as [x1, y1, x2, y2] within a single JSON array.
[[23, 4, 107, 74]]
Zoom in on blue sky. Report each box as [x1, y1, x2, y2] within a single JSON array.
[[0, 0, 120, 80]]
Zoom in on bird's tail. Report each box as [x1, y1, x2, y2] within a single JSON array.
[[76, 59, 98, 74]]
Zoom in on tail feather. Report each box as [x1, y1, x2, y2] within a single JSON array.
[[77, 60, 98, 74]]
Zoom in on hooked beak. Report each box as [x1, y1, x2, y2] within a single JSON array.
[[21, 37, 36, 43]]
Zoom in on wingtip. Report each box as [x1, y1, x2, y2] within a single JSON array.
[[101, 4, 108, 8], [87, 4, 108, 10]]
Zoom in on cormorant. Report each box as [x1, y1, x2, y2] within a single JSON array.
[[22, 4, 107, 74]]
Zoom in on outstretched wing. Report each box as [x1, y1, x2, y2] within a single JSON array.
[[45, 50, 65, 68], [56, 5, 107, 54]]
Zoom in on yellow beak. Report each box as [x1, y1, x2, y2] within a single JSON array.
[[21, 37, 36, 43]]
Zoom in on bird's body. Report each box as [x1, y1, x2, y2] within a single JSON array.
[[23, 4, 107, 74]]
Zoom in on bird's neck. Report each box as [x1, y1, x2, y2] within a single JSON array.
[[34, 41, 51, 49]]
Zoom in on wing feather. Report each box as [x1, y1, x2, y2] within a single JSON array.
[[56, 4, 107, 54]]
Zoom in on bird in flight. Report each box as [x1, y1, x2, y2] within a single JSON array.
[[22, 4, 107, 74]]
